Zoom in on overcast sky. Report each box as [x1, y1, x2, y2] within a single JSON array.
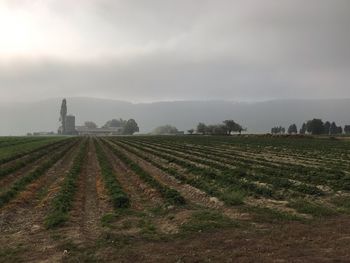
[[0, 0, 349, 103]]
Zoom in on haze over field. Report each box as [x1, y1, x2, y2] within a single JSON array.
[[0, 97, 349, 135], [0, 1, 349, 135]]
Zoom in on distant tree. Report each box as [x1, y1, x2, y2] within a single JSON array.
[[202, 124, 227, 135], [59, 99, 67, 134], [223, 120, 242, 135], [300, 123, 307, 134], [213, 124, 228, 135], [84, 121, 98, 129], [337, 126, 343, 135], [329, 122, 338, 135], [152, 125, 178, 135], [205, 125, 215, 135], [345, 125, 350, 134], [187, 129, 194, 135], [306, 119, 324, 135], [103, 118, 127, 128], [271, 126, 285, 134], [324, 121, 331, 135], [123, 119, 139, 135], [197, 123, 207, 135], [287, 124, 298, 134]]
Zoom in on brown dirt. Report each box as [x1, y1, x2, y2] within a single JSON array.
[[61, 138, 111, 245], [0, 141, 80, 262], [0, 141, 75, 194], [101, 140, 163, 210], [1, 137, 350, 262], [97, 215, 350, 263]]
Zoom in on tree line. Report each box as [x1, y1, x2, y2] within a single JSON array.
[[84, 118, 139, 135], [189, 120, 244, 135], [271, 119, 350, 135]]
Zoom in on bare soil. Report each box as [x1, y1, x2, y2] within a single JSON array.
[[98, 216, 350, 263]]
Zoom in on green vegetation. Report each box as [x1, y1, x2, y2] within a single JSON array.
[[0, 140, 76, 208], [103, 139, 186, 205], [105, 135, 350, 219], [44, 140, 87, 228], [181, 210, 238, 233], [288, 200, 337, 217], [0, 137, 66, 165], [94, 140, 130, 209], [0, 139, 73, 180]]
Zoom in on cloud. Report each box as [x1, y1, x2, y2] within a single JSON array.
[[0, 0, 349, 102]]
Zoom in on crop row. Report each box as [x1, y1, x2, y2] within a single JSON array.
[[137, 136, 350, 166], [0, 137, 68, 165], [121, 138, 343, 193], [94, 139, 130, 209], [102, 139, 186, 205], [106, 139, 245, 205], [125, 137, 345, 184], [0, 137, 43, 149], [0, 139, 77, 208], [149, 139, 349, 191], [45, 139, 88, 228], [110, 138, 280, 200], [0, 139, 75, 180], [116, 138, 324, 199]]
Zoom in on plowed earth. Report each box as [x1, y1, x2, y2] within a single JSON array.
[[0, 136, 350, 263]]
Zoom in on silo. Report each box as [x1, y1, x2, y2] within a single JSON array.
[[65, 115, 76, 134]]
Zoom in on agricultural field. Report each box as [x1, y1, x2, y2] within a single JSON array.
[[1, 135, 350, 262]]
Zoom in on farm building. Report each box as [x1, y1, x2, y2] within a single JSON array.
[[75, 126, 122, 136]]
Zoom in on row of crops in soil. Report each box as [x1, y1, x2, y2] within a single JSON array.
[[1, 135, 350, 243], [104, 136, 350, 217]]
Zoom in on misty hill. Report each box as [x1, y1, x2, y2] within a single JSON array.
[[1, 97, 349, 135]]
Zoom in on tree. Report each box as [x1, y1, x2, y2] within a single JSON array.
[[345, 125, 350, 134], [213, 124, 228, 135], [300, 123, 307, 134], [59, 98, 67, 134], [271, 126, 285, 134], [187, 129, 194, 135], [337, 126, 343, 135], [223, 120, 242, 135], [84, 121, 97, 129], [287, 124, 298, 134], [152, 125, 178, 135], [103, 118, 127, 128], [306, 119, 324, 135], [197, 123, 207, 135], [330, 122, 338, 135], [324, 121, 331, 135], [123, 119, 139, 135]]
